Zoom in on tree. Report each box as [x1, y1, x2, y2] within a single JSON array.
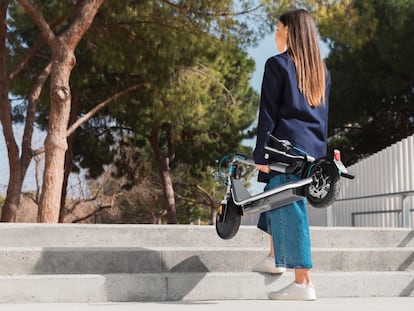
[[0, 0, 105, 222], [0, 0, 19, 221], [18, 0, 257, 224], [86, 1, 259, 223], [261, 0, 377, 43], [2, 0, 367, 223], [1, 0, 261, 223], [64, 0, 259, 224], [325, 0, 414, 164]]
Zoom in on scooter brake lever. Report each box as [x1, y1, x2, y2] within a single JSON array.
[[340, 172, 355, 179]]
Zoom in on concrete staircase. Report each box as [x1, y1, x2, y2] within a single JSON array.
[[0, 223, 413, 302]]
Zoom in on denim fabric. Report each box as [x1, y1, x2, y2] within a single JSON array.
[[257, 174, 312, 269]]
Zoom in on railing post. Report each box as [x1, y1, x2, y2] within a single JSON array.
[[402, 195, 411, 228], [326, 205, 334, 226]]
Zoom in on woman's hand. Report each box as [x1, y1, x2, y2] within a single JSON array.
[[256, 164, 270, 174]]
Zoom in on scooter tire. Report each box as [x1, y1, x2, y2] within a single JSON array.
[[305, 160, 340, 208], [216, 198, 241, 240]]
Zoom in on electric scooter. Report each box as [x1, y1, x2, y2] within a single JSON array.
[[215, 132, 354, 239]]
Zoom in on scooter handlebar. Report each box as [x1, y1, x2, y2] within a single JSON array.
[[340, 172, 355, 179]]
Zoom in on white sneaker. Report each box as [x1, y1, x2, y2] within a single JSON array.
[[268, 282, 317, 301], [252, 255, 287, 274]]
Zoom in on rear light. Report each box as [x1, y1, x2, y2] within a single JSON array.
[[334, 149, 341, 161]]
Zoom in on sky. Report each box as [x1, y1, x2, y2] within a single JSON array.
[[0, 125, 46, 194]]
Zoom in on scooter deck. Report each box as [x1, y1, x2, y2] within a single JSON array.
[[230, 177, 312, 214]]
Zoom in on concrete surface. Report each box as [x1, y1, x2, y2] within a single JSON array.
[[1, 272, 413, 302], [1, 298, 413, 311], [1, 246, 413, 274], [1, 223, 413, 248], [1, 224, 413, 302]]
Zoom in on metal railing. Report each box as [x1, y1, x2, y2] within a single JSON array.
[[312, 134, 414, 228], [336, 190, 414, 227]]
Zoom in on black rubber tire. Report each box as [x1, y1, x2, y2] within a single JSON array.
[[305, 160, 340, 208], [215, 198, 241, 240]]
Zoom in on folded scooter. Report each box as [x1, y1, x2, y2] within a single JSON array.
[[215, 132, 354, 239]]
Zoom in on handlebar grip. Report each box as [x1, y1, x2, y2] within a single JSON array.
[[340, 172, 355, 179]]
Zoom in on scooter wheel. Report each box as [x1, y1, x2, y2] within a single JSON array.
[[215, 198, 241, 240], [305, 160, 340, 208]]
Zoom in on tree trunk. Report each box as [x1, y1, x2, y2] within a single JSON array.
[[149, 127, 178, 224], [15, 0, 104, 222], [159, 156, 178, 224], [0, 61, 51, 222], [209, 203, 218, 225], [58, 93, 79, 223], [37, 45, 73, 222], [0, 0, 21, 222]]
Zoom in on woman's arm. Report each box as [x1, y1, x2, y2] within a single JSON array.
[[253, 57, 283, 165]]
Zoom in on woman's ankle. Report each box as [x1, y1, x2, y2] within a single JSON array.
[[294, 268, 311, 284]]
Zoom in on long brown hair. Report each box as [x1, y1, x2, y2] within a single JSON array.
[[279, 9, 326, 107]]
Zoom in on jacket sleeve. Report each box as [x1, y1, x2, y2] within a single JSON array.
[[253, 57, 283, 165]]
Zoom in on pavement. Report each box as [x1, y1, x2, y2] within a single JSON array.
[[1, 298, 413, 311]]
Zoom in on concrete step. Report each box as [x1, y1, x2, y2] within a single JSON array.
[[1, 223, 413, 248], [1, 246, 413, 274], [0, 272, 413, 303], [0, 274, 106, 303], [0, 224, 413, 302]]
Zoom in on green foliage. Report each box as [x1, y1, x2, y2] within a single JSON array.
[[315, 0, 378, 49], [326, 0, 414, 164], [6, 0, 413, 222], [12, 0, 373, 222], [83, 2, 259, 161], [261, 0, 378, 48], [72, 126, 115, 178]]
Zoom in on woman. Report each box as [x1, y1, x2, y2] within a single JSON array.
[[252, 9, 330, 301]]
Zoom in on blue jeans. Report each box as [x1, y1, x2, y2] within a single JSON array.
[[257, 174, 312, 269]]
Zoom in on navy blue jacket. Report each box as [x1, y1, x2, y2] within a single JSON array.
[[253, 52, 330, 183]]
